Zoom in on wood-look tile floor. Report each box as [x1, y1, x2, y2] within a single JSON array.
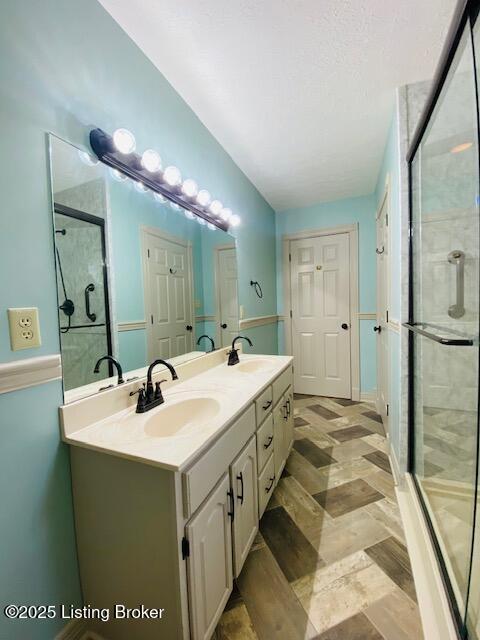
[[213, 396, 424, 640]]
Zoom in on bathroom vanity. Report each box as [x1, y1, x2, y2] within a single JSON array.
[[61, 350, 293, 640]]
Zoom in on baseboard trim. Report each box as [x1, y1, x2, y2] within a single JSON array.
[[55, 620, 88, 640], [0, 354, 61, 394], [239, 315, 279, 329], [360, 390, 376, 402], [396, 474, 459, 640]]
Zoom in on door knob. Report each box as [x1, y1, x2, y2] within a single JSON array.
[[341, 323, 349, 330], [185, 325, 193, 331], [373, 325, 382, 333], [221, 323, 227, 329]]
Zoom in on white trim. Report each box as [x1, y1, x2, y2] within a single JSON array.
[[388, 318, 401, 333], [360, 390, 376, 403], [239, 315, 279, 330], [282, 223, 360, 401], [396, 474, 459, 640], [0, 355, 62, 395], [54, 619, 88, 640], [358, 313, 376, 320], [389, 447, 400, 486], [376, 179, 391, 430], [195, 315, 215, 322], [117, 320, 146, 332]]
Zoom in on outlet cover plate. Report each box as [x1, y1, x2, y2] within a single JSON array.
[[7, 307, 42, 350]]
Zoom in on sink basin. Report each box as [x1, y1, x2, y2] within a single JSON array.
[[234, 359, 274, 374], [144, 397, 220, 438], [97, 396, 221, 445]]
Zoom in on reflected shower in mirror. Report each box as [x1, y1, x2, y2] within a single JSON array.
[[49, 135, 239, 402]]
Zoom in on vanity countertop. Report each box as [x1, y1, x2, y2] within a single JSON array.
[[62, 354, 293, 472]]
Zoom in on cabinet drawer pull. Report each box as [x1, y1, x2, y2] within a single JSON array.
[[262, 400, 272, 410], [236, 472, 244, 505], [227, 489, 235, 521], [265, 475, 275, 493], [263, 435, 273, 449]]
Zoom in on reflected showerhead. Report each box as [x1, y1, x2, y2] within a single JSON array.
[[56, 229, 66, 235]]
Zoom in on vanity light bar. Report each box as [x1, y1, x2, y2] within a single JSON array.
[[89, 128, 238, 232]]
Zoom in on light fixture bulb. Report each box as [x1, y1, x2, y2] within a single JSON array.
[[230, 214, 241, 227], [170, 201, 182, 211], [220, 207, 232, 221], [209, 200, 223, 216], [163, 165, 182, 187], [196, 189, 211, 208], [153, 192, 167, 204], [78, 150, 99, 166], [181, 178, 199, 199], [141, 149, 162, 172], [184, 210, 195, 220], [110, 168, 127, 182], [207, 222, 216, 231], [134, 181, 148, 193], [112, 128, 136, 154], [196, 216, 206, 225]]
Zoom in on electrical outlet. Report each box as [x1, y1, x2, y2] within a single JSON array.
[[7, 307, 42, 351]]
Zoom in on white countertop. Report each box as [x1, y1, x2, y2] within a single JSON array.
[[63, 353, 293, 472]]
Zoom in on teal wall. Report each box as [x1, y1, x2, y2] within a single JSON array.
[[0, 1, 276, 637], [275, 194, 377, 393], [375, 111, 402, 457]]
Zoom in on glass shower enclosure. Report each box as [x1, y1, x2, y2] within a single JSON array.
[[406, 2, 480, 637]]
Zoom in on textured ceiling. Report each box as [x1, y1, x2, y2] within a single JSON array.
[[99, 0, 456, 211]]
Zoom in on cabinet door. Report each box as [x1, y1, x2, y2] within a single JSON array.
[[284, 385, 294, 457], [231, 436, 258, 577], [186, 473, 233, 640], [273, 397, 287, 478]]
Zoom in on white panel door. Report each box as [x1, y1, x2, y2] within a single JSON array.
[[216, 247, 239, 347], [290, 233, 351, 398], [143, 230, 193, 360], [376, 197, 389, 429], [230, 436, 258, 578], [186, 474, 233, 640]]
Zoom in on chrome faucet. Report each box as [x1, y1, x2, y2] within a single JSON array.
[[227, 336, 253, 366], [197, 334, 215, 352], [130, 359, 178, 413], [94, 355, 124, 386]]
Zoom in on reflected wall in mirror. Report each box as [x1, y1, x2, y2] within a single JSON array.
[[49, 135, 239, 402]]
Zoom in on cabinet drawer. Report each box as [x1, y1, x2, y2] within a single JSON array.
[[258, 453, 275, 519], [272, 365, 293, 405], [256, 414, 274, 473], [255, 386, 273, 426], [183, 404, 256, 517]]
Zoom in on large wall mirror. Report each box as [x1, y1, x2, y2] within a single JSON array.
[[49, 135, 239, 403]]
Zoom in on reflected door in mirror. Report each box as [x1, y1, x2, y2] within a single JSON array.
[[216, 247, 239, 347]]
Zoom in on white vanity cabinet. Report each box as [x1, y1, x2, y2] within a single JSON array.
[[68, 359, 293, 640], [230, 436, 258, 577], [186, 474, 233, 640]]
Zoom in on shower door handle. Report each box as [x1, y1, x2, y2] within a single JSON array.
[[85, 283, 97, 322], [447, 250, 465, 319], [403, 323, 473, 346]]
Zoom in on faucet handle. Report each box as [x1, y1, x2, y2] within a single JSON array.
[[129, 383, 146, 397], [154, 380, 167, 400]]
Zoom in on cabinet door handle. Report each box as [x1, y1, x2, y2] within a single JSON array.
[[265, 476, 275, 493], [227, 489, 235, 521], [286, 398, 291, 417], [263, 435, 273, 449], [236, 472, 244, 505], [262, 400, 272, 410], [283, 404, 288, 420]]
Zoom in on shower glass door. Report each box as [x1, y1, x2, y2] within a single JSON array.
[[54, 206, 112, 392], [408, 18, 480, 636]]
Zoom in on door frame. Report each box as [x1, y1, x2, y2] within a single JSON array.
[[376, 179, 390, 424], [140, 225, 195, 361], [282, 223, 360, 401], [214, 243, 237, 348]]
